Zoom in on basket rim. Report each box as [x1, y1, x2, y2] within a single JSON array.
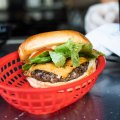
[[0, 51, 106, 92]]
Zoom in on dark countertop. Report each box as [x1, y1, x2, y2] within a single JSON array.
[[0, 44, 120, 120]]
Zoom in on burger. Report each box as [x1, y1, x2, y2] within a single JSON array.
[[18, 30, 103, 88]]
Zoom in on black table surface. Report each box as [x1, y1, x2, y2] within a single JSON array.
[[0, 44, 120, 120]]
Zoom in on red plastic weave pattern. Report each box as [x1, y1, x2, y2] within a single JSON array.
[[0, 51, 106, 115]]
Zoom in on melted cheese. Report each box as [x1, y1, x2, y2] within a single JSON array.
[[29, 57, 88, 78]]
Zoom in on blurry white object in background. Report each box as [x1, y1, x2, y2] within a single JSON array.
[[26, 0, 42, 8], [86, 23, 120, 57], [44, 0, 54, 7], [0, 0, 8, 21], [85, 2, 118, 33], [0, 0, 8, 10]]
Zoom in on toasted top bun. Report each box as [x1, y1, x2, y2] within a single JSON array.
[[18, 30, 90, 61]]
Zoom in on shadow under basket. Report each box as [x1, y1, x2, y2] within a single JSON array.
[[0, 51, 106, 115]]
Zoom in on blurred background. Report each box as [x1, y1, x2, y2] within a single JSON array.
[[0, 0, 119, 54]]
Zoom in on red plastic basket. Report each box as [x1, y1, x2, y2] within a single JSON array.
[[0, 51, 106, 115]]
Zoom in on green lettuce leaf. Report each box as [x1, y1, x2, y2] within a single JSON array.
[[79, 49, 104, 58], [55, 44, 71, 58], [29, 50, 51, 64], [22, 64, 32, 71], [37, 51, 49, 57], [30, 56, 51, 64], [91, 50, 104, 58], [49, 51, 66, 67], [65, 40, 83, 67], [80, 43, 93, 53]]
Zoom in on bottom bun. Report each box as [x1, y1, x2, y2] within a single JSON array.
[[27, 59, 96, 88]]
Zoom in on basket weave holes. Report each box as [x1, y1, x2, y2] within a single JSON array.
[[92, 78, 95, 82], [14, 76, 18, 80], [21, 101, 29, 107], [10, 69, 13, 74], [11, 79, 15, 82], [3, 89, 7, 94], [18, 92, 28, 100], [23, 79, 27, 82], [4, 65, 7, 70], [8, 62, 11, 67], [17, 58, 20, 62], [17, 74, 22, 78], [44, 94, 52, 99], [44, 101, 52, 106], [20, 81, 25, 84], [3, 74, 6, 79], [30, 94, 40, 99], [9, 91, 15, 97], [8, 81, 12, 85], [0, 78, 4, 82], [67, 88, 73, 92], [44, 94, 56, 107], [58, 90, 65, 93], [17, 83, 22, 86], [1, 67, 3, 72], [14, 67, 18, 72], [12, 60, 15, 64], [75, 86, 81, 91], [88, 79, 92, 85], [74, 94, 80, 99], [11, 100, 18, 105], [6, 72, 10, 77], [18, 65, 22, 69], [82, 82, 87, 88]]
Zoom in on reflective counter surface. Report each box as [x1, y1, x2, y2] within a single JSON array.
[[0, 44, 120, 120]]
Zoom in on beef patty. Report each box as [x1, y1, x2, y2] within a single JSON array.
[[31, 62, 89, 83]]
